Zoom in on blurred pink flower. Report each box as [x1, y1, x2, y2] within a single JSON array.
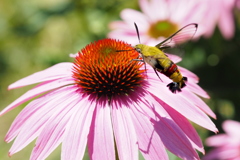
[[237, 0, 240, 9], [109, 0, 236, 44], [203, 120, 240, 160], [1, 39, 217, 160], [198, 0, 236, 39], [108, 0, 206, 46]]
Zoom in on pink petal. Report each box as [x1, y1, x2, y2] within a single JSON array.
[[237, 0, 240, 9], [111, 99, 138, 160], [139, 0, 152, 19], [0, 78, 74, 115], [149, 103, 200, 160], [69, 53, 78, 58], [5, 97, 47, 142], [135, 93, 205, 159], [181, 89, 216, 119], [139, 93, 204, 154], [203, 145, 239, 160], [108, 30, 140, 45], [218, 12, 234, 39], [139, 0, 168, 22], [120, 9, 149, 31], [149, 0, 169, 22], [178, 66, 199, 83], [88, 98, 115, 160], [130, 100, 168, 160], [153, 120, 200, 160], [186, 82, 210, 99], [7, 86, 77, 155], [223, 120, 240, 139], [154, 97, 204, 153], [29, 92, 80, 160], [8, 62, 73, 90], [109, 21, 132, 30], [174, 0, 204, 25], [147, 80, 218, 132], [205, 134, 229, 147], [178, 66, 210, 98], [167, 54, 182, 63], [218, 0, 235, 39], [61, 96, 96, 160]]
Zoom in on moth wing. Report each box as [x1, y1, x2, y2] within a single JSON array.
[[155, 23, 198, 50]]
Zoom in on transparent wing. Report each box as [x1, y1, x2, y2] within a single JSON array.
[[155, 23, 198, 50]]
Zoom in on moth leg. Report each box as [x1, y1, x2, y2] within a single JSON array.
[[154, 69, 163, 82]]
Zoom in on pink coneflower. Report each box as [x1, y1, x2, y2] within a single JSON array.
[[1, 39, 217, 160], [108, 0, 206, 45], [203, 120, 240, 160]]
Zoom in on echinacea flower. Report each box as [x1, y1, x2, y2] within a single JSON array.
[[1, 39, 218, 160], [108, 0, 206, 46], [203, 120, 240, 160]]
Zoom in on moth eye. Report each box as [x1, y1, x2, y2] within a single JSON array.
[[136, 48, 141, 53]]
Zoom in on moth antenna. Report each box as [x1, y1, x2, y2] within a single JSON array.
[[134, 22, 141, 44], [134, 22, 147, 74], [116, 49, 134, 52]]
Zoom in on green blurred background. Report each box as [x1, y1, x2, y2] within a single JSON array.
[[0, 0, 239, 159]]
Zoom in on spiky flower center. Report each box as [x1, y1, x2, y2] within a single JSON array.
[[148, 20, 178, 39], [72, 39, 145, 99]]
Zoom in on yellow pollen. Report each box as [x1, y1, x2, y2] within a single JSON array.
[[148, 20, 178, 39]]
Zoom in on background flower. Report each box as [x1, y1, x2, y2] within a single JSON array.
[[108, 0, 237, 44], [108, 0, 206, 46], [203, 120, 240, 160], [197, 0, 236, 39]]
